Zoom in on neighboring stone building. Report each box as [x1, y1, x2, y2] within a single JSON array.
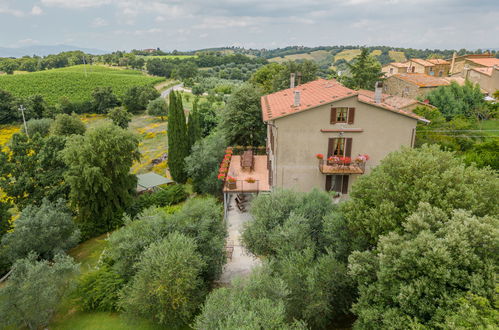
[[384, 73, 450, 99], [448, 53, 496, 75], [407, 58, 450, 77], [261, 79, 428, 194], [463, 65, 499, 95], [382, 62, 409, 77]]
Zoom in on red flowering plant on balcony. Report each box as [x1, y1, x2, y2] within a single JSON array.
[[218, 147, 234, 180], [354, 154, 370, 163], [327, 156, 351, 165], [327, 156, 340, 164], [339, 156, 351, 165], [316, 153, 324, 160], [226, 176, 237, 183], [218, 173, 226, 180]]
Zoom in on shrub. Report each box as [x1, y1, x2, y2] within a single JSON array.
[[119, 232, 205, 327], [1, 199, 80, 262], [146, 97, 168, 120], [0, 253, 78, 330], [194, 268, 307, 330], [51, 113, 86, 136], [152, 184, 188, 207], [108, 107, 132, 129], [25, 118, 54, 137], [74, 265, 125, 312]]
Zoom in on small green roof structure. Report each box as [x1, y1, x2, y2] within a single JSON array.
[[137, 172, 174, 192]]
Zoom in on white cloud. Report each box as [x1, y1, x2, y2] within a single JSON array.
[[18, 38, 39, 45], [40, 0, 112, 8], [91, 17, 108, 27], [0, 5, 24, 17], [31, 5, 43, 16], [155, 16, 165, 22]]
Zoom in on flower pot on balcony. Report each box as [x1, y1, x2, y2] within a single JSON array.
[[227, 181, 237, 189]]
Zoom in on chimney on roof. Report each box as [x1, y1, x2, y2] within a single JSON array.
[[294, 90, 301, 107], [374, 81, 383, 103], [450, 51, 457, 74], [297, 72, 302, 86], [290, 73, 296, 89]]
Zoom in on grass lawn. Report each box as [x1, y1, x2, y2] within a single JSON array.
[[334, 49, 362, 62], [389, 50, 407, 62]]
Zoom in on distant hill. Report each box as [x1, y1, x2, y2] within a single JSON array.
[[0, 45, 108, 58]]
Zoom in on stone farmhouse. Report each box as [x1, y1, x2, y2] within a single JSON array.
[[383, 73, 450, 99], [382, 62, 409, 77], [260, 78, 429, 195]]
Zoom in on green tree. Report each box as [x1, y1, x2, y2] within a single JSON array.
[[146, 97, 168, 120], [167, 91, 189, 183], [51, 113, 86, 136], [219, 83, 265, 146], [1, 199, 80, 262], [185, 130, 228, 196], [122, 86, 160, 113], [0, 253, 78, 330], [342, 144, 499, 248], [463, 139, 499, 170], [92, 87, 120, 114], [349, 204, 498, 329], [0, 89, 17, 124], [272, 60, 319, 92], [250, 62, 286, 93], [341, 48, 384, 90], [0, 133, 69, 209], [187, 97, 202, 151], [62, 123, 140, 238], [107, 107, 132, 129], [194, 268, 306, 330], [0, 59, 18, 74], [426, 81, 485, 119], [119, 232, 205, 327], [0, 201, 11, 240], [25, 118, 53, 137], [25, 94, 46, 119]]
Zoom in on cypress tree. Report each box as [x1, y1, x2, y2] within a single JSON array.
[[167, 91, 188, 183], [187, 97, 202, 152]]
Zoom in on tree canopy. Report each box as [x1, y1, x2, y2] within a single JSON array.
[[62, 123, 140, 238], [341, 48, 384, 90], [167, 91, 189, 183], [107, 106, 132, 129]]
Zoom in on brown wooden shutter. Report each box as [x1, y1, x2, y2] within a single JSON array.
[[347, 108, 355, 124], [330, 107, 337, 124], [341, 175, 349, 194], [345, 138, 352, 157], [328, 138, 336, 158], [325, 176, 332, 191]]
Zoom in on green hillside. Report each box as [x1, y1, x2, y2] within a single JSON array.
[[0, 65, 165, 104]]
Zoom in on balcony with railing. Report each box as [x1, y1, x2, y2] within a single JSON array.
[[317, 154, 368, 175]]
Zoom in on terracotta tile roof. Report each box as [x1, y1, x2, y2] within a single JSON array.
[[471, 67, 494, 76], [466, 58, 499, 67], [261, 78, 357, 121], [261, 79, 428, 123], [410, 58, 435, 67], [389, 62, 409, 68], [357, 90, 429, 122], [393, 73, 450, 87], [427, 59, 449, 65]]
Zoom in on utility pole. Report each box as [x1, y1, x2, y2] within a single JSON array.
[[19, 105, 29, 138]]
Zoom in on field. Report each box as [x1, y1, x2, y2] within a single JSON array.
[[269, 50, 331, 63], [0, 65, 165, 105], [389, 50, 407, 62]]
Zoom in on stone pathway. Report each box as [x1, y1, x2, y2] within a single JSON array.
[[218, 195, 261, 285]]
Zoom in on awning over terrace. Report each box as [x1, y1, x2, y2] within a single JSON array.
[[137, 172, 174, 192]]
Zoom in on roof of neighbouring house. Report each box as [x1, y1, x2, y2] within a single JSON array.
[[388, 62, 409, 68], [392, 73, 450, 87], [137, 172, 174, 190], [466, 57, 499, 67], [410, 58, 435, 67], [427, 59, 450, 65], [261, 78, 428, 122]]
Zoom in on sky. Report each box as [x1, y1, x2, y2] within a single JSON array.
[[0, 0, 498, 51]]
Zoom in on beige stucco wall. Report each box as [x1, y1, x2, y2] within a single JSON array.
[[382, 65, 407, 77], [267, 97, 417, 193], [384, 76, 439, 99], [466, 68, 499, 95]]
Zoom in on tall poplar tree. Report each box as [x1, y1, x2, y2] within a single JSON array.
[[167, 91, 188, 183], [187, 97, 202, 152]]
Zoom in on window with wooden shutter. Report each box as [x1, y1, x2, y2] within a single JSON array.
[[345, 138, 352, 157], [325, 175, 332, 191], [326, 175, 349, 194], [330, 107, 337, 124], [328, 138, 336, 158], [347, 108, 355, 124]]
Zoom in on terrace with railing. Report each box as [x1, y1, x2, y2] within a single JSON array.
[[317, 154, 369, 175], [219, 147, 270, 193]]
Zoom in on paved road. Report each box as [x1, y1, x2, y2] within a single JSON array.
[[160, 83, 192, 98]]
